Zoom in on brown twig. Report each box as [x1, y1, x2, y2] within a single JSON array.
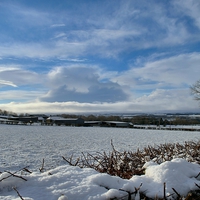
[[195, 183, 200, 189], [13, 187, 24, 200], [23, 167, 32, 174], [0, 172, 13, 182], [39, 158, 45, 172], [195, 172, 200, 179], [81, 152, 92, 168], [4, 171, 27, 181], [163, 182, 166, 200], [172, 187, 181, 199], [0, 167, 29, 182], [62, 156, 74, 165]]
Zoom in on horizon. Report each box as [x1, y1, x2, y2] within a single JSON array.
[[1, 109, 200, 117], [0, 0, 200, 114]]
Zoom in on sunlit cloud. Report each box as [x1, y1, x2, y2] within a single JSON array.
[[1, 89, 198, 114], [0, 80, 17, 87]]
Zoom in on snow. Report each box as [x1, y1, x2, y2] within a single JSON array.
[[0, 125, 200, 199], [1, 125, 199, 171], [0, 158, 200, 199]]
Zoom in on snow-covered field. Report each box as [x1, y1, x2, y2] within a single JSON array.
[[0, 125, 200, 199]]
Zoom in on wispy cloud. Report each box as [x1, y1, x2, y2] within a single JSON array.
[[0, 80, 17, 87], [53, 32, 66, 39], [0, 90, 44, 102], [1, 1, 199, 60], [51, 24, 66, 28], [112, 52, 200, 91], [173, 0, 200, 29], [0, 65, 45, 87]]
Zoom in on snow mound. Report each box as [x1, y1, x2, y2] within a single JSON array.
[[0, 158, 199, 199]]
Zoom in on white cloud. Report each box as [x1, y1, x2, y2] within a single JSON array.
[[0, 43, 53, 59], [0, 40, 89, 60], [0, 80, 17, 87], [0, 65, 20, 72], [134, 89, 198, 112], [112, 52, 200, 90], [51, 24, 66, 28], [173, 0, 200, 29], [53, 32, 66, 39]]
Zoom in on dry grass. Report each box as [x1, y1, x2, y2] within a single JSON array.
[[2, 140, 200, 200], [63, 140, 200, 179], [63, 140, 200, 199]]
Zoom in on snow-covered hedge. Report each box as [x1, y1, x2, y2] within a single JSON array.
[[1, 141, 200, 200]]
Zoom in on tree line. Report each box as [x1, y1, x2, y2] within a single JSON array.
[[61, 114, 200, 126]]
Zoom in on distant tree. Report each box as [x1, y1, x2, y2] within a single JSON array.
[[191, 80, 200, 101], [106, 115, 121, 121], [97, 115, 107, 121], [3, 110, 8, 116], [85, 115, 97, 121], [0, 109, 17, 116]]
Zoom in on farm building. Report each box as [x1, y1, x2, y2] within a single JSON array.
[[0, 116, 38, 124], [0, 117, 18, 124], [84, 121, 102, 127], [17, 116, 38, 124], [45, 117, 84, 126], [84, 120, 133, 128], [101, 121, 133, 128]]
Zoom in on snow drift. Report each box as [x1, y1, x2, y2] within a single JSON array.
[[0, 158, 200, 200]]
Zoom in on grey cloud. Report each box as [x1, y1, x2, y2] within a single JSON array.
[[41, 83, 128, 103], [41, 65, 129, 103], [0, 67, 44, 87], [47, 65, 100, 92]]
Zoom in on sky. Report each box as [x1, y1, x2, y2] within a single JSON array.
[[0, 0, 200, 114]]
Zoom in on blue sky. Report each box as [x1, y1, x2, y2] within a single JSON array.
[[0, 0, 200, 114]]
